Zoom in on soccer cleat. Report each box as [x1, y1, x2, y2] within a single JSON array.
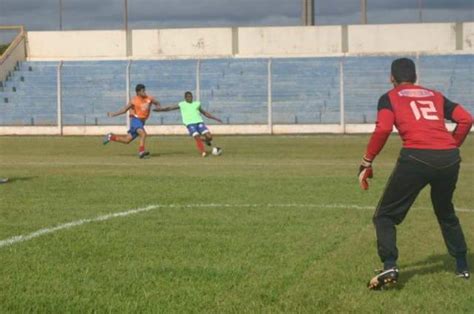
[[367, 267, 399, 290], [139, 151, 150, 159], [456, 270, 470, 279], [103, 133, 112, 145], [201, 152, 208, 158], [0, 178, 8, 184]]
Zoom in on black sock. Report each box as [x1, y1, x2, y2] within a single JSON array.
[[384, 260, 397, 270], [456, 255, 468, 272]]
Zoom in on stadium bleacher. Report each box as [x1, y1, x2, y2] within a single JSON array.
[[200, 59, 268, 124], [0, 55, 472, 126], [0, 61, 57, 125], [130, 60, 198, 125], [62, 61, 128, 125], [343, 56, 405, 123], [272, 57, 340, 124], [418, 55, 474, 112]]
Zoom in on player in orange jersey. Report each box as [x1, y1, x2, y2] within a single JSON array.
[[103, 84, 162, 158]]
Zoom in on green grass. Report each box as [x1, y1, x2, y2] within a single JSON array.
[[0, 43, 10, 55], [0, 135, 473, 312]]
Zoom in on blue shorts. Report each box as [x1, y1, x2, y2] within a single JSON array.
[[186, 123, 209, 137], [128, 117, 145, 140]]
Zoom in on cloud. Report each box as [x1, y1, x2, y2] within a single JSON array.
[[369, 0, 473, 10], [127, 0, 299, 27], [0, 0, 300, 30], [0, 0, 472, 31]]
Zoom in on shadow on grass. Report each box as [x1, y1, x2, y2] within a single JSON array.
[[394, 252, 474, 289], [0, 176, 37, 184], [115, 151, 188, 157]]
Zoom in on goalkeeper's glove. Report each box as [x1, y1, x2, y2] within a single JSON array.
[[358, 157, 373, 190]]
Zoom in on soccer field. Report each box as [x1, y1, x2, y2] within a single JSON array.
[[0, 135, 473, 312]]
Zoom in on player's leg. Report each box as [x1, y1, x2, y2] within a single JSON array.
[[430, 162, 469, 279], [104, 118, 140, 145], [368, 156, 429, 289], [187, 124, 206, 157], [103, 132, 134, 144], [136, 128, 149, 159], [202, 130, 213, 146], [195, 123, 212, 146], [203, 133, 212, 146], [112, 134, 134, 144], [199, 124, 221, 155], [373, 158, 428, 269], [193, 134, 207, 157]]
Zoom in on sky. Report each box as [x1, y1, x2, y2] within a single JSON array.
[[0, 0, 472, 33]]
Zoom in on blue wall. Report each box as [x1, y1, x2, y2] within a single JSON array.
[[0, 55, 472, 126], [272, 58, 340, 124], [200, 59, 268, 124]]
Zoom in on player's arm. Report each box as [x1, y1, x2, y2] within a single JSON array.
[[199, 108, 223, 123], [443, 97, 473, 147], [150, 98, 162, 111], [358, 93, 395, 190], [107, 102, 133, 117], [365, 95, 395, 161], [153, 104, 179, 112]]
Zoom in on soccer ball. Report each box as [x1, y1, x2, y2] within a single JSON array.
[[212, 147, 222, 156]]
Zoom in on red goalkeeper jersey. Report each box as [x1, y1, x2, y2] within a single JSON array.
[[365, 84, 473, 160]]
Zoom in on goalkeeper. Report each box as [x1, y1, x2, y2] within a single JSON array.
[[359, 58, 473, 290]]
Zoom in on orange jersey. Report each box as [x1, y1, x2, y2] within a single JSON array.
[[129, 95, 155, 120]]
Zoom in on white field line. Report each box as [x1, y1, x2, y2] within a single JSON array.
[[0, 205, 158, 248], [0, 203, 472, 249]]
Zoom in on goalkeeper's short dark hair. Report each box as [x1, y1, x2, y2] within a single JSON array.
[[391, 58, 417, 84], [135, 84, 146, 93]]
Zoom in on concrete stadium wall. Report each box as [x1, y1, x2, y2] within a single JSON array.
[[348, 23, 457, 53], [27, 31, 126, 59], [25, 22, 474, 60], [0, 124, 460, 136], [464, 22, 474, 51], [238, 26, 342, 56], [132, 28, 233, 57]]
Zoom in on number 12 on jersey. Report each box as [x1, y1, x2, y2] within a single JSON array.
[[410, 100, 440, 121]]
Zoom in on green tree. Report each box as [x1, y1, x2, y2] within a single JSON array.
[[0, 43, 10, 55]]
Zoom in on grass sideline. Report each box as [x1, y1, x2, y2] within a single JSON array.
[[0, 135, 473, 312]]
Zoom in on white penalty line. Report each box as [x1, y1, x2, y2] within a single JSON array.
[[0, 203, 472, 249]]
